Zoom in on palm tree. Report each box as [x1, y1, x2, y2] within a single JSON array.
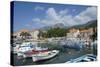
[[20, 32, 31, 40]]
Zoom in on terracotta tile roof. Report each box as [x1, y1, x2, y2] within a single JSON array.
[[80, 28, 93, 33]]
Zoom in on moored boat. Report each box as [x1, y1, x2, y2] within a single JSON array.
[[17, 42, 48, 57], [66, 54, 97, 63], [32, 50, 59, 62]]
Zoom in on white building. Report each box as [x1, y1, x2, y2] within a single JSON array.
[[67, 29, 80, 38], [30, 30, 39, 40], [13, 29, 40, 41]]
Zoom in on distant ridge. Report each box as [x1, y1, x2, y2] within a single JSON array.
[[68, 20, 97, 29], [40, 20, 97, 31]]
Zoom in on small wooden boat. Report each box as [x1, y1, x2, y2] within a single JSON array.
[[32, 50, 59, 62]]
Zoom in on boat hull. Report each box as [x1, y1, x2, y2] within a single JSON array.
[[32, 50, 59, 62]]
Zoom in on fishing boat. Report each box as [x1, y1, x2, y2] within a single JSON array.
[[32, 50, 59, 62], [17, 42, 34, 56], [22, 48, 49, 58], [17, 42, 48, 57]]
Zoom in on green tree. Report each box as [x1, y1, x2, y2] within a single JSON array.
[[45, 28, 66, 38], [20, 32, 31, 40]]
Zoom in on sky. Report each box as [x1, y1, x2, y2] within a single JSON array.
[[12, 1, 97, 32]]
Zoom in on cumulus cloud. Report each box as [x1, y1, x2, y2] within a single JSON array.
[[74, 7, 97, 24], [32, 18, 41, 22], [32, 6, 97, 27], [46, 8, 60, 21], [59, 9, 68, 16]]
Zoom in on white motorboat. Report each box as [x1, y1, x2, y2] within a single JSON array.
[[17, 42, 34, 56], [17, 42, 48, 57], [32, 50, 59, 62], [66, 54, 97, 63]]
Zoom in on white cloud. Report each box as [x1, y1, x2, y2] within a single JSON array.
[[32, 18, 41, 22], [34, 6, 44, 11], [32, 6, 97, 27], [80, 7, 97, 19], [74, 6, 97, 24], [61, 15, 76, 25], [59, 9, 68, 16], [46, 8, 60, 21]]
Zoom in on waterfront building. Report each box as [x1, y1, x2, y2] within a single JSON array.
[[30, 30, 40, 40], [66, 28, 80, 38], [13, 29, 40, 42]]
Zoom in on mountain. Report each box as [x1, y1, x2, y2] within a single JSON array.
[[40, 23, 67, 30], [51, 23, 66, 28], [69, 20, 97, 29], [84, 20, 97, 28], [40, 20, 97, 31]]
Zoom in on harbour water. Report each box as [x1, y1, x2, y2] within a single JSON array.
[[12, 41, 96, 66]]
